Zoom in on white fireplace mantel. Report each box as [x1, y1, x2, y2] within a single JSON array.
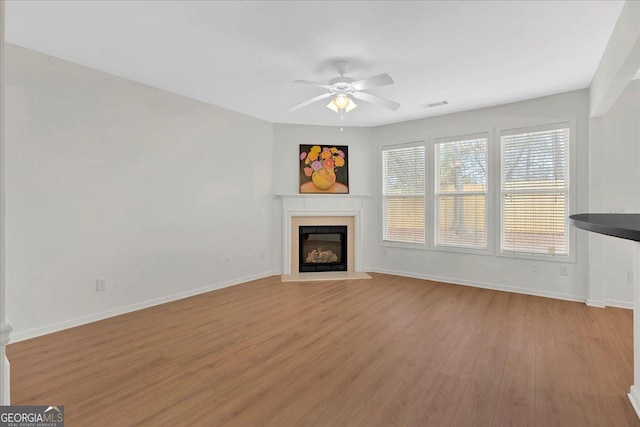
[[277, 194, 369, 275]]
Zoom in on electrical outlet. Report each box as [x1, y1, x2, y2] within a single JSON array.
[[260, 252, 265, 260], [560, 265, 569, 276], [629, 272, 634, 284], [96, 279, 107, 292]]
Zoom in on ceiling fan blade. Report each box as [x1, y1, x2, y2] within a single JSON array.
[[286, 92, 333, 112], [352, 92, 400, 111], [351, 73, 394, 91], [293, 80, 333, 90]]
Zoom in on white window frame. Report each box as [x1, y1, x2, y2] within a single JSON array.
[[381, 141, 427, 249], [433, 133, 490, 255], [497, 121, 575, 262]]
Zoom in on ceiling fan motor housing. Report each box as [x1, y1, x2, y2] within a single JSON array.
[[328, 76, 355, 94]]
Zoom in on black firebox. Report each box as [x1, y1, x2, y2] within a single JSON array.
[[299, 225, 348, 272]]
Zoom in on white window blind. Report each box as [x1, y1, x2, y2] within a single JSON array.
[[383, 145, 425, 244], [435, 136, 487, 249], [500, 125, 569, 256]]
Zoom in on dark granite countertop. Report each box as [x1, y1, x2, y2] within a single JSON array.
[[570, 213, 640, 242]]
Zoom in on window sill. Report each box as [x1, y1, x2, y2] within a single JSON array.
[[433, 245, 492, 256], [497, 250, 575, 263], [381, 241, 427, 251]]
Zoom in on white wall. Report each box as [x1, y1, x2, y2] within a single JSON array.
[[271, 124, 376, 271], [591, 79, 640, 307], [370, 90, 591, 302], [5, 45, 276, 340]]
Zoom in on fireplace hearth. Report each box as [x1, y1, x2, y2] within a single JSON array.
[[299, 225, 348, 272]]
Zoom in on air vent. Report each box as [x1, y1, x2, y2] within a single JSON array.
[[423, 100, 449, 108]]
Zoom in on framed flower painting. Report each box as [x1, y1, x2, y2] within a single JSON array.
[[299, 145, 349, 194]]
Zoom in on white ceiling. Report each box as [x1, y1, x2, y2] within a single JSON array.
[[5, 1, 626, 127]]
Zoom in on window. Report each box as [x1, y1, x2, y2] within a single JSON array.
[[435, 135, 487, 249], [382, 144, 425, 244], [500, 125, 570, 256]]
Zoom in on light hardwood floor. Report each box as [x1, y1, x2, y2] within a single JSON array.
[[7, 273, 640, 426]]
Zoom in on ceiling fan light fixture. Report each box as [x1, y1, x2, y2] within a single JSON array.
[[345, 97, 358, 112], [334, 93, 350, 109], [326, 94, 357, 114], [326, 99, 339, 113]]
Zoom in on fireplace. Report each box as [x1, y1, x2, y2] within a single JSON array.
[[279, 194, 369, 279], [299, 225, 348, 272]]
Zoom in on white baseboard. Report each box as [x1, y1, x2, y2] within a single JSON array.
[[604, 298, 634, 310], [629, 385, 640, 419], [0, 322, 12, 404], [586, 299, 606, 308], [10, 270, 280, 343], [1, 354, 9, 405], [372, 268, 587, 304]]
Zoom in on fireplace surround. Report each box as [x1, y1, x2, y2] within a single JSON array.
[[278, 194, 369, 280], [289, 215, 355, 274]]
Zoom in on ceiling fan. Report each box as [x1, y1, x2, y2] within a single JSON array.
[[286, 61, 400, 117]]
